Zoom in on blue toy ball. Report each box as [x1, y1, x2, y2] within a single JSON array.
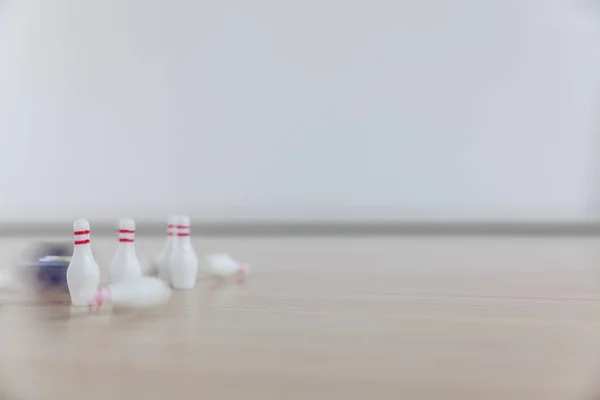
[[21, 243, 73, 290]]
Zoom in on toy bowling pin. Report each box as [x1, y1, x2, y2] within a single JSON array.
[[205, 253, 249, 283], [153, 215, 177, 282], [109, 217, 142, 284], [169, 215, 198, 289], [66, 219, 101, 306], [88, 276, 171, 310]]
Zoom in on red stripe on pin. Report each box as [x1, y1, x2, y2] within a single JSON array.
[[74, 239, 90, 245], [74, 230, 90, 235], [176, 225, 190, 229], [177, 233, 190, 237], [119, 229, 135, 234], [119, 238, 134, 242]]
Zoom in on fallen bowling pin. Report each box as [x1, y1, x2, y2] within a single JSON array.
[[205, 253, 249, 283], [88, 276, 172, 311]]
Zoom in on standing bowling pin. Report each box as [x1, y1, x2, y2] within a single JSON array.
[[205, 253, 249, 283], [109, 217, 142, 284], [66, 219, 101, 306], [169, 216, 198, 289], [153, 216, 177, 282], [88, 276, 171, 310]]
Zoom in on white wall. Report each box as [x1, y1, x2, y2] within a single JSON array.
[[0, 0, 599, 222]]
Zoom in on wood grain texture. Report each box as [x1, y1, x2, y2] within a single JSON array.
[[0, 236, 600, 399]]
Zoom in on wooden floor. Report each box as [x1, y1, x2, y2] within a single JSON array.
[[1, 236, 600, 399]]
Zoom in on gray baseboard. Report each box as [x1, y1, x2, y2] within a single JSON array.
[[2, 221, 600, 237]]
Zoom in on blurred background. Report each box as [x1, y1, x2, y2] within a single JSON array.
[[0, 0, 599, 226], [2, 2, 600, 399]]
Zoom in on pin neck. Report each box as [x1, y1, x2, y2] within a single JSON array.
[[118, 229, 135, 244], [176, 225, 191, 245], [167, 224, 175, 237], [117, 241, 136, 254], [73, 242, 91, 251], [73, 229, 91, 249], [178, 236, 191, 246]]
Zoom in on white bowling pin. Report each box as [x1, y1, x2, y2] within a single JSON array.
[[169, 216, 198, 289], [88, 276, 171, 310], [66, 219, 101, 306], [206, 253, 249, 283], [153, 216, 177, 282], [109, 217, 142, 284]]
